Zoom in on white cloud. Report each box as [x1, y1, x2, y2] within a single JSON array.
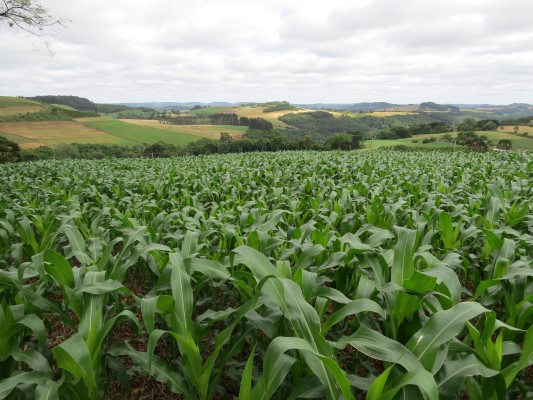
[[0, 0, 531, 103]]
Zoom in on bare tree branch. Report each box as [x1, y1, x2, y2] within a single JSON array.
[[0, 0, 68, 36]]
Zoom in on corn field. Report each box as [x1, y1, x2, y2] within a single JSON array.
[[0, 150, 532, 399]]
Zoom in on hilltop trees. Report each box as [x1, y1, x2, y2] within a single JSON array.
[[0, 0, 66, 35]]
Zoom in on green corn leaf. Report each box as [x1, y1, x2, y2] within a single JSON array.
[[423, 264, 462, 306], [439, 211, 460, 249], [376, 368, 439, 400], [93, 310, 140, 361], [78, 279, 123, 295], [52, 334, 97, 395], [336, 326, 424, 372], [233, 245, 281, 279], [17, 314, 48, 351], [293, 244, 324, 271], [321, 299, 385, 335], [435, 354, 501, 400], [287, 376, 326, 400], [169, 252, 194, 335], [17, 217, 39, 255], [315, 287, 351, 304], [148, 329, 203, 392], [108, 342, 192, 398], [64, 225, 92, 265], [252, 336, 352, 400], [0, 371, 50, 399], [485, 197, 501, 229], [407, 302, 489, 371], [367, 365, 392, 400], [10, 348, 51, 372], [501, 325, 533, 388], [185, 257, 230, 280], [239, 345, 256, 400], [43, 249, 74, 287], [35, 377, 64, 400], [181, 230, 199, 258], [391, 227, 417, 285], [141, 296, 159, 334]]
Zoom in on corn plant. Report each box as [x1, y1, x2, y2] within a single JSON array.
[[0, 150, 531, 399]]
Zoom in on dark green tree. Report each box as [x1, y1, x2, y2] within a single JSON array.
[[496, 139, 512, 150], [456, 131, 479, 145], [457, 118, 478, 132], [326, 133, 355, 150], [0, 135, 21, 163]]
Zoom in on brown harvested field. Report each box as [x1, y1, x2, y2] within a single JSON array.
[[231, 106, 322, 127], [500, 125, 533, 134], [0, 106, 44, 116], [346, 111, 416, 117], [382, 105, 420, 112], [0, 121, 130, 148], [119, 119, 248, 139], [0, 131, 41, 147]]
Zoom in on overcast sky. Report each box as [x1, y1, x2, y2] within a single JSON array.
[[1, 0, 532, 104]]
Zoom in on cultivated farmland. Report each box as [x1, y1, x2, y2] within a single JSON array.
[[120, 119, 248, 139], [0, 151, 532, 399], [0, 96, 45, 117], [84, 120, 200, 146], [0, 121, 129, 148], [231, 106, 322, 127]]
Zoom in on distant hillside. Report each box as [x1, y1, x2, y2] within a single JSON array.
[[25, 95, 95, 111], [120, 101, 246, 110], [0, 96, 42, 108], [419, 102, 459, 112], [294, 102, 403, 111]]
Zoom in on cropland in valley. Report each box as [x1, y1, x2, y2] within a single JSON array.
[[0, 121, 129, 148], [120, 119, 248, 139]]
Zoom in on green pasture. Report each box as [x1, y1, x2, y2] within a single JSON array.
[[85, 119, 201, 146]]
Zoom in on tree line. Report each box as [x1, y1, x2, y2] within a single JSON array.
[[0, 129, 364, 163], [279, 111, 455, 140], [24, 95, 95, 111], [0, 107, 99, 123]]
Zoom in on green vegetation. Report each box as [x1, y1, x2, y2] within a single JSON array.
[[279, 111, 453, 141], [122, 120, 248, 139], [0, 135, 20, 162], [187, 106, 233, 115], [0, 106, 99, 122], [369, 131, 533, 151], [0, 96, 42, 108], [262, 101, 299, 113], [0, 96, 531, 155], [157, 112, 240, 126], [103, 109, 155, 119], [85, 119, 200, 146], [25, 95, 95, 111], [497, 139, 512, 150], [96, 103, 156, 119], [0, 107, 72, 122], [0, 151, 531, 399], [419, 101, 459, 112], [51, 104, 78, 111]]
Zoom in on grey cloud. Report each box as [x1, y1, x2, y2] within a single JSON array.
[[0, 0, 531, 103]]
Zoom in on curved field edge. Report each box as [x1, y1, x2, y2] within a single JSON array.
[[84, 119, 201, 145], [119, 119, 248, 139]]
